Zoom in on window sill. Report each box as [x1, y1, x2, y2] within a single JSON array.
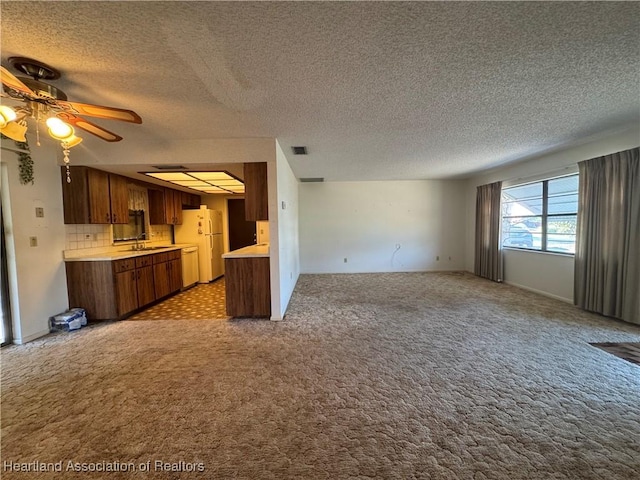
[[502, 247, 574, 258]]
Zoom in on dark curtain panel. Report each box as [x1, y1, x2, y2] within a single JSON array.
[[575, 147, 639, 324], [474, 181, 503, 282]]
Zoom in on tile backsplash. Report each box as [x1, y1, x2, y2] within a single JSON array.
[[64, 224, 173, 252], [148, 224, 172, 243], [65, 224, 111, 250]]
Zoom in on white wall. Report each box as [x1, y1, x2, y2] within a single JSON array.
[[269, 141, 300, 320], [1, 138, 68, 343], [502, 250, 574, 302], [300, 180, 467, 274], [465, 127, 640, 302]]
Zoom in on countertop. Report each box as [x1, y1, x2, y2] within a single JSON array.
[[222, 244, 270, 259], [64, 244, 196, 262]]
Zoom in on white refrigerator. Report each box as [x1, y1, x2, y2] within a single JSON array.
[[175, 207, 224, 283]]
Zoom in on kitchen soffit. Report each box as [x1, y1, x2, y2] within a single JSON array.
[[143, 171, 244, 194]]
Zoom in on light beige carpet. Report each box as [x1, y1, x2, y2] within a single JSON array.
[[1, 273, 639, 479]]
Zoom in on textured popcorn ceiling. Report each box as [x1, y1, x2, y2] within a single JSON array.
[[1, 1, 638, 180]]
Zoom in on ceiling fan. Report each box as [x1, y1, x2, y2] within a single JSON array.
[[0, 56, 142, 145]]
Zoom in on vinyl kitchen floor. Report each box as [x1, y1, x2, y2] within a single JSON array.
[[128, 277, 229, 321]]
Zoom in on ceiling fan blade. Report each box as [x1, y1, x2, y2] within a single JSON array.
[[55, 100, 142, 124], [0, 66, 36, 97], [56, 112, 123, 142]]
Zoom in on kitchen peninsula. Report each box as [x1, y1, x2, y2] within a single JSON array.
[[222, 244, 270, 317]]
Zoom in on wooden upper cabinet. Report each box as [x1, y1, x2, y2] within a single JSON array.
[[147, 188, 165, 225], [171, 189, 183, 224], [148, 188, 183, 225], [108, 174, 129, 224], [182, 192, 201, 209], [163, 189, 175, 224], [244, 162, 268, 221], [61, 166, 130, 224], [86, 168, 111, 224]]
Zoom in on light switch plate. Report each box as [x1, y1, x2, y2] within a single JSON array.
[[29, 236, 38, 247], [35, 207, 44, 218]]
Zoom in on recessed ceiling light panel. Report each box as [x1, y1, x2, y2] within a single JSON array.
[[147, 172, 193, 181], [191, 172, 236, 181], [142, 171, 245, 194]]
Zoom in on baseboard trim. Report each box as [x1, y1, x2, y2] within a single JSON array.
[[503, 281, 573, 304], [12, 329, 50, 345]]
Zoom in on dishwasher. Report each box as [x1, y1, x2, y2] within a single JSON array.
[[181, 247, 199, 289]]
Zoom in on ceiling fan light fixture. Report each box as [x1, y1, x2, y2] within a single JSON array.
[[0, 120, 27, 142], [0, 105, 17, 128], [46, 116, 74, 140], [63, 135, 83, 148]]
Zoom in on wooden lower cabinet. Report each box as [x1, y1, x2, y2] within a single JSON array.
[[224, 257, 271, 317], [169, 258, 182, 292], [66, 261, 118, 320], [65, 250, 183, 320], [113, 256, 158, 316], [136, 265, 156, 306], [153, 251, 182, 300], [115, 269, 139, 316]]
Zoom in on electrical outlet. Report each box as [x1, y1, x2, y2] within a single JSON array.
[[84, 234, 91, 240], [344, 257, 348, 263], [35, 207, 44, 218], [29, 236, 38, 247], [436, 256, 440, 261]]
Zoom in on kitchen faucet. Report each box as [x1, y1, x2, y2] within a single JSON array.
[[133, 232, 146, 250]]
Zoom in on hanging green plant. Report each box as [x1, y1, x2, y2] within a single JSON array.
[[18, 150, 34, 185], [1, 133, 34, 185]]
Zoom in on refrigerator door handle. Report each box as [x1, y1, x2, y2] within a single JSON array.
[[209, 219, 215, 250]]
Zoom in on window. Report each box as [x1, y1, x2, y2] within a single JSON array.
[[501, 174, 578, 254], [112, 210, 147, 243]]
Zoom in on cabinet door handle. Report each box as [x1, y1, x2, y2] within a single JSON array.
[[105, 213, 110, 222], [137, 270, 141, 280], [112, 214, 117, 223], [131, 271, 135, 281]]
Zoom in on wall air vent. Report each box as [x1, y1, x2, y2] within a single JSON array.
[[152, 165, 187, 170], [292, 146, 308, 155], [300, 178, 324, 183]]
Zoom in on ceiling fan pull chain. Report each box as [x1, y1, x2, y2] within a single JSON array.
[[62, 142, 72, 183], [35, 113, 41, 146]]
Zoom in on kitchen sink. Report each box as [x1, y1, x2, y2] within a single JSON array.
[[131, 246, 172, 251]]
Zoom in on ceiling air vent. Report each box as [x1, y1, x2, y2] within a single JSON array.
[[292, 146, 308, 155], [152, 165, 187, 170], [300, 178, 324, 183]]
